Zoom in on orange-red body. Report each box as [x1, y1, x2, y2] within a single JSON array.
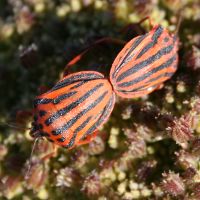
[[32, 72, 115, 149], [110, 25, 178, 98], [31, 25, 178, 149]]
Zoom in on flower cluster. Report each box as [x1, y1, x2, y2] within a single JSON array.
[[0, 0, 200, 199]]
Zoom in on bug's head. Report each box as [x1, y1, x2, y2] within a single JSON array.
[[30, 117, 44, 139], [30, 107, 49, 139], [29, 95, 52, 139]]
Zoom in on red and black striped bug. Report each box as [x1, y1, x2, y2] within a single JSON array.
[[110, 24, 178, 98], [32, 71, 115, 149], [31, 20, 179, 150]]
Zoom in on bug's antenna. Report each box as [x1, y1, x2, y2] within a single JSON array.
[[175, 13, 183, 36], [25, 136, 41, 180], [0, 121, 31, 131], [174, 3, 186, 36]]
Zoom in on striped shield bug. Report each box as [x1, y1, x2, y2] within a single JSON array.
[[31, 71, 115, 149], [30, 19, 179, 150], [110, 24, 179, 98]]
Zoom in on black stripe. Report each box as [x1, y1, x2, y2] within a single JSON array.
[[50, 73, 104, 92], [57, 137, 66, 142], [34, 98, 52, 107], [39, 110, 47, 117], [152, 26, 164, 41], [70, 81, 87, 90], [118, 55, 176, 88], [53, 91, 77, 104], [64, 134, 76, 149], [144, 72, 174, 84], [45, 83, 104, 126], [74, 116, 93, 134], [112, 34, 148, 79], [116, 44, 174, 82], [52, 91, 108, 135], [80, 93, 115, 140], [118, 72, 174, 94], [136, 26, 163, 59], [118, 85, 147, 93], [173, 35, 178, 43], [64, 116, 92, 149], [131, 76, 173, 94]]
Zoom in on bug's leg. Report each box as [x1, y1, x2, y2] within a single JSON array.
[[138, 16, 154, 28], [63, 37, 126, 76], [76, 131, 99, 146], [155, 84, 164, 90], [40, 143, 58, 161], [25, 137, 41, 180], [25, 138, 57, 180], [120, 16, 154, 37]]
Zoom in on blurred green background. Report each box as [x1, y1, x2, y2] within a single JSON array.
[[0, 0, 200, 199]]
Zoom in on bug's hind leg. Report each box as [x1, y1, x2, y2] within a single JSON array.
[[63, 37, 126, 76], [120, 16, 154, 38]]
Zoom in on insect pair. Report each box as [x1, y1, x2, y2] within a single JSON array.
[[30, 17, 179, 150]]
